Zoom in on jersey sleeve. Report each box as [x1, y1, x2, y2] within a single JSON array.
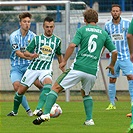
[[10, 34, 20, 51], [128, 18, 133, 34], [104, 23, 110, 36], [71, 29, 81, 46], [55, 39, 62, 55], [26, 37, 36, 53], [104, 33, 116, 52]]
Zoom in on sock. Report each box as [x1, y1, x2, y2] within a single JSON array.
[[83, 96, 93, 121], [39, 87, 44, 92], [128, 80, 133, 102], [44, 90, 58, 114], [36, 84, 51, 110], [13, 92, 23, 114], [108, 83, 116, 105], [21, 95, 30, 111]]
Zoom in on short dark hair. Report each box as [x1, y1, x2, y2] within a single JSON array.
[[83, 8, 98, 23], [19, 12, 32, 22], [43, 17, 54, 23], [111, 4, 121, 11]]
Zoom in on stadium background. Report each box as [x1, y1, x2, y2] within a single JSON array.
[[0, 0, 132, 101]]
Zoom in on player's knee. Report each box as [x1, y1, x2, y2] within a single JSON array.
[[17, 84, 28, 94], [52, 82, 62, 93], [13, 82, 20, 92], [109, 78, 116, 83], [127, 75, 133, 80]]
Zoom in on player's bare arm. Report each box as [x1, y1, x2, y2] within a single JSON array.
[[63, 43, 76, 62], [106, 50, 117, 75], [24, 50, 39, 59], [56, 54, 64, 72], [16, 50, 33, 60], [59, 43, 76, 71]]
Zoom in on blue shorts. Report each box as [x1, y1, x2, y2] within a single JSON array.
[[10, 65, 28, 83], [108, 59, 133, 78]]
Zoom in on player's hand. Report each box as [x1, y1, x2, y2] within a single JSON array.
[[106, 65, 115, 75], [30, 53, 39, 59], [59, 61, 66, 72]]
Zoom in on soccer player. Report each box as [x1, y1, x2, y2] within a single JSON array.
[[33, 8, 117, 125], [105, 4, 133, 110], [7, 12, 43, 116], [7, 16, 63, 116], [127, 18, 133, 132]]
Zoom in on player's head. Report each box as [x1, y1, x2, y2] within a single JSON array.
[[19, 12, 32, 32], [83, 8, 98, 24], [43, 16, 55, 37], [111, 4, 121, 20]]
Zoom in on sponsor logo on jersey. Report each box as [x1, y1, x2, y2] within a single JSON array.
[[40, 45, 52, 54], [111, 33, 124, 41], [12, 44, 18, 50]]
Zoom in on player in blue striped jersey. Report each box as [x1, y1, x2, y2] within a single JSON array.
[[105, 4, 133, 111], [7, 17, 63, 116], [7, 12, 43, 116]]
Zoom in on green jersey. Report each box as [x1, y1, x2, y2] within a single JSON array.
[[26, 34, 62, 70], [71, 24, 116, 76], [128, 18, 133, 34]]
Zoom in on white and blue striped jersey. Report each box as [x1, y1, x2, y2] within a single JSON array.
[[105, 17, 130, 60], [10, 29, 36, 66]]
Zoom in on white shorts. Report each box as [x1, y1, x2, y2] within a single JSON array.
[[21, 69, 52, 87], [57, 69, 96, 95]]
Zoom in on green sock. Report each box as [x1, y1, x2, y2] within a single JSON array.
[[44, 90, 58, 114], [83, 96, 93, 121], [36, 84, 51, 110], [13, 92, 23, 114]]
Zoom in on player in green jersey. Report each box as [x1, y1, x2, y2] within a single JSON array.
[[33, 8, 117, 125], [127, 18, 133, 63], [127, 18, 133, 133], [7, 16, 63, 116]]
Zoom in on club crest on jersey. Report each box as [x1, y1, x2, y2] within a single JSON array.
[[122, 28, 125, 31], [12, 44, 18, 50], [40, 45, 52, 54], [28, 40, 31, 43]]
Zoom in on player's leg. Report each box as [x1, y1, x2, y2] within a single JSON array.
[[33, 84, 52, 116], [126, 77, 133, 131], [127, 76, 133, 118], [127, 123, 133, 133], [33, 82, 60, 125], [13, 84, 28, 114], [33, 71, 52, 116], [8, 70, 39, 116], [120, 60, 133, 118], [81, 72, 96, 125], [9, 67, 31, 115], [127, 79, 133, 130], [33, 69, 79, 125], [106, 78, 117, 110], [106, 60, 119, 110], [83, 95, 94, 125], [7, 84, 28, 116], [120, 59, 133, 132]]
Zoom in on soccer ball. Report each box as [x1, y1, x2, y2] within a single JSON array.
[[50, 103, 62, 118]]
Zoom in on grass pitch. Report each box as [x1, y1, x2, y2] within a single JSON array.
[[0, 99, 132, 133]]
